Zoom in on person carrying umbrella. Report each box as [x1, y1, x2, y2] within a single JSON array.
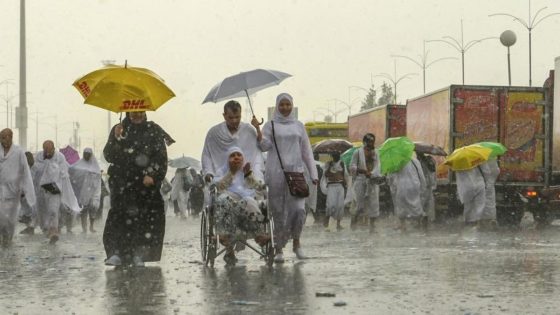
[[103, 111, 168, 267], [417, 152, 437, 222], [349, 133, 382, 233], [445, 144, 495, 227], [201, 100, 265, 184], [386, 157, 427, 231], [320, 152, 350, 231]]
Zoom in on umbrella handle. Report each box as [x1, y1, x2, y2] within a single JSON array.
[[258, 117, 264, 125]]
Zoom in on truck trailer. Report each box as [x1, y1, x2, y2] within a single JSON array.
[[406, 80, 552, 226]]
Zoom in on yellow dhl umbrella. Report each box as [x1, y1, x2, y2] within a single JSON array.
[[73, 62, 175, 113], [444, 144, 493, 171]]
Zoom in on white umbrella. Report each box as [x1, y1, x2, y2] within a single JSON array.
[[202, 69, 292, 122], [169, 156, 201, 170]]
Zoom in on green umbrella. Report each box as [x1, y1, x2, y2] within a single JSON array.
[[341, 146, 360, 169], [476, 142, 507, 159], [378, 136, 415, 175]]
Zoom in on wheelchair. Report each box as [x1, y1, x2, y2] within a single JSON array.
[[200, 185, 275, 267]]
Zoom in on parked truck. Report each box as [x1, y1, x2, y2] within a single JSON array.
[[347, 104, 406, 216], [347, 104, 406, 143], [406, 79, 555, 226]]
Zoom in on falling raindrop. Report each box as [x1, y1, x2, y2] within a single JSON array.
[[145, 233, 152, 239]]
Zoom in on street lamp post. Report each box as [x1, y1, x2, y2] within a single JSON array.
[[0, 79, 15, 126], [374, 60, 417, 104], [392, 40, 456, 93], [500, 30, 517, 86], [427, 20, 496, 85], [348, 86, 369, 115], [490, 0, 560, 86], [101, 60, 116, 133]]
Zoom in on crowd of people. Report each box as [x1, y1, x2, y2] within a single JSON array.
[[0, 92, 501, 268]]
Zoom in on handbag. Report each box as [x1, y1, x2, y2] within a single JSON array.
[[271, 121, 310, 198], [41, 183, 61, 195]]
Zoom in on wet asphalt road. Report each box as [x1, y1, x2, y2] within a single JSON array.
[[1, 212, 560, 315]]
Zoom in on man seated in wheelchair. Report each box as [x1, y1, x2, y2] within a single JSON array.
[[213, 147, 269, 263]]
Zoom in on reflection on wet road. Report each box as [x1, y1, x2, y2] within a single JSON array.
[[2, 215, 560, 314]]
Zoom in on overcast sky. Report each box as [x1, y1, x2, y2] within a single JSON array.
[[1, 0, 559, 161]]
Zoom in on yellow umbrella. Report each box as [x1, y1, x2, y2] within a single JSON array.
[[73, 63, 175, 112], [444, 144, 493, 171]]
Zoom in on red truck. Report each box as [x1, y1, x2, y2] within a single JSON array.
[[347, 104, 406, 143], [406, 81, 554, 226], [348, 105, 406, 216]]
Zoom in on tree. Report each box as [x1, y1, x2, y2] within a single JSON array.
[[360, 84, 377, 111], [377, 82, 394, 106]]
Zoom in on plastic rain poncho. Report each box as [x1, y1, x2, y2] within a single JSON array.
[[259, 93, 318, 250], [455, 166, 486, 223], [387, 158, 426, 219], [34, 151, 80, 231], [479, 159, 500, 220], [69, 148, 102, 209], [418, 155, 437, 221], [0, 144, 36, 239]]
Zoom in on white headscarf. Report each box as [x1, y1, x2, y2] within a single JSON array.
[[272, 93, 296, 124], [214, 146, 255, 198]]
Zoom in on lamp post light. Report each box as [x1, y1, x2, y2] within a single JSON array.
[[348, 85, 369, 113], [374, 60, 417, 104], [317, 106, 338, 122], [427, 20, 496, 85], [392, 40, 456, 94], [328, 98, 359, 119], [0, 79, 15, 126], [101, 60, 116, 133], [500, 30, 517, 86], [490, 0, 560, 86]]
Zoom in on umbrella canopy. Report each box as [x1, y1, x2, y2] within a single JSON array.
[[444, 145, 492, 171], [73, 63, 175, 113], [341, 146, 358, 168], [414, 142, 448, 156], [476, 141, 507, 159], [378, 137, 415, 175], [312, 139, 353, 154], [59, 145, 80, 165], [168, 156, 201, 170], [202, 69, 292, 118]]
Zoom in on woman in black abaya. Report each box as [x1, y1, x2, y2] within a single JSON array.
[[103, 111, 168, 267]]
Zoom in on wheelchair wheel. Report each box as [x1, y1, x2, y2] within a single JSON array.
[[201, 209, 217, 267], [200, 210, 208, 262]]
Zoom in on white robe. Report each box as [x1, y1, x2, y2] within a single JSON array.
[[259, 120, 318, 249], [69, 157, 102, 210], [456, 166, 486, 223], [34, 151, 80, 231], [479, 160, 500, 221], [349, 147, 381, 218], [0, 145, 36, 238], [201, 122, 264, 182], [387, 159, 426, 219], [320, 160, 350, 220]]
